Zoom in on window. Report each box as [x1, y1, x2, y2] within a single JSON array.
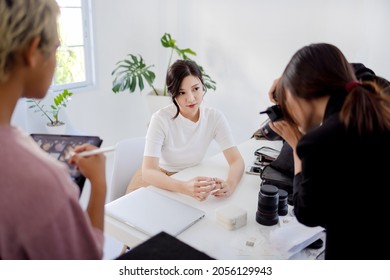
[[52, 0, 94, 92]]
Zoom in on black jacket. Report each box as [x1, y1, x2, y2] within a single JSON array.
[[293, 94, 390, 260]]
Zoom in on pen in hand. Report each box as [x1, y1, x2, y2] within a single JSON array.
[[66, 146, 115, 160]]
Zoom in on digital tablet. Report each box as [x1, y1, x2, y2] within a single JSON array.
[[30, 133, 103, 193]]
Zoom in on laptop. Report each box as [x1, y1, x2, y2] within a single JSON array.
[[105, 187, 205, 237]]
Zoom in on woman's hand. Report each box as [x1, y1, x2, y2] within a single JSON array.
[[269, 120, 302, 149], [68, 144, 106, 185], [269, 120, 303, 175], [185, 176, 217, 201], [211, 177, 234, 198]]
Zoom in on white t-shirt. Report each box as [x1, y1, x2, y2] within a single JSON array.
[[144, 104, 236, 172]]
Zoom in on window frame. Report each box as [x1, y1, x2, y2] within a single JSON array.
[[51, 0, 95, 93]]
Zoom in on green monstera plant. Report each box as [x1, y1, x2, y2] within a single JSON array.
[[111, 33, 216, 96], [27, 89, 73, 126]]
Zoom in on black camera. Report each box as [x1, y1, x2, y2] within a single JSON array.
[[259, 105, 283, 141]]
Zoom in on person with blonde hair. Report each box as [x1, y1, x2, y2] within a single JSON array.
[[0, 0, 107, 259]]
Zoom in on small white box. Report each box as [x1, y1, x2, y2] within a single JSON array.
[[215, 205, 247, 230]]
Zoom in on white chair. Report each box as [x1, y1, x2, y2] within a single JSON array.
[[108, 137, 145, 203]]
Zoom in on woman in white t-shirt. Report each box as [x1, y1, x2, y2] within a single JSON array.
[[135, 60, 244, 201]]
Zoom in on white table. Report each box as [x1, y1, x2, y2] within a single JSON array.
[[104, 138, 324, 259]]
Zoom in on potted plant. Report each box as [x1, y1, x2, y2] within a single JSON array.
[[111, 33, 217, 98], [26, 89, 73, 134]]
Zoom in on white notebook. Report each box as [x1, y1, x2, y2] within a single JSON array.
[[105, 187, 205, 237]]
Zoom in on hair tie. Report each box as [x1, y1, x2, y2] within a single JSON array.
[[345, 81, 361, 92]]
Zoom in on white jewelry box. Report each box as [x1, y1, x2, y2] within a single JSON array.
[[215, 205, 247, 230]]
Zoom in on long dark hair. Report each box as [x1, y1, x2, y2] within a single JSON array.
[[166, 59, 206, 119], [276, 43, 390, 135]]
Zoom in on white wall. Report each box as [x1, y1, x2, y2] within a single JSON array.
[[24, 0, 390, 150]]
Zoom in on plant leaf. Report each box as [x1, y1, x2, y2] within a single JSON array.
[[161, 33, 176, 48], [111, 54, 155, 93], [138, 73, 144, 91], [129, 76, 137, 92]]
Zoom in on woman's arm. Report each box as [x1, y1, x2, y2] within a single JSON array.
[[142, 156, 216, 201], [212, 146, 245, 197], [69, 144, 107, 230], [269, 120, 303, 175], [268, 78, 280, 103]]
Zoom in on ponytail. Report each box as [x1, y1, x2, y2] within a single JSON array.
[[340, 81, 390, 135]]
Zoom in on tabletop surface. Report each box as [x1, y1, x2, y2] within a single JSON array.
[[104, 138, 325, 260]]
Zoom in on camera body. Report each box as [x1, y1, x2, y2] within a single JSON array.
[[259, 105, 283, 141]]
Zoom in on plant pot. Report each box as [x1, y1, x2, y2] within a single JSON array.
[[145, 90, 171, 116], [45, 123, 66, 135]]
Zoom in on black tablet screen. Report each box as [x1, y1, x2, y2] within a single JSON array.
[[30, 133, 103, 193]]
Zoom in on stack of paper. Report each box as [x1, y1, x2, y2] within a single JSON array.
[[269, 216, 325, 259]]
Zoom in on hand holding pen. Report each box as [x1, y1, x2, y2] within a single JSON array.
[[68, 144, 109, 185]]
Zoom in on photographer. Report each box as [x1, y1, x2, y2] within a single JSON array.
[[265, 63, 390, 177], [267, 43, 390, 260]]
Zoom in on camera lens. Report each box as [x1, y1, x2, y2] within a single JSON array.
[[256, 184, 279, 226], [278, 189, 288, 216], [259, 105, 284, 141], [287, 193, 294, 206], [259, 120, 282, 141]]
